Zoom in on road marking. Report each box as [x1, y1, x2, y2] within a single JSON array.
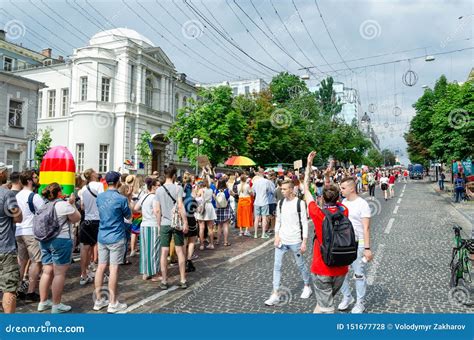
[[403, 184, 406, 191], [393, 206, 399, 214], [121, 286, 179, 313], [367, 244, 385, 285], [399, 193, 404, 198], [397, 198, 402, 204], [228, 238, 274, 263], [384, 218, 395, 234]]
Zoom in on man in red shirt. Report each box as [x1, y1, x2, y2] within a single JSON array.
[[388, 172, 396, 198], [304, 151, 349, 313]]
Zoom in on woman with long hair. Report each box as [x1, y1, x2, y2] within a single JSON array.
[[236, 174, 253, 237], [126, 175, 146, 257], [37, 183, 81, 313], [195, 179, 217, 250], [214, 178, 232, 246]]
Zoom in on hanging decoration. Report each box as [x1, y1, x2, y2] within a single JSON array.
[[393, 106, 402, 116], [402, 60, 418, 87]]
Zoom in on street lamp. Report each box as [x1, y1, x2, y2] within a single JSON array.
[[192, 137, 204, 175]]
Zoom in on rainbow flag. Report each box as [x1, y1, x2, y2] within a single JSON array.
[[39, 146, 76, 196]]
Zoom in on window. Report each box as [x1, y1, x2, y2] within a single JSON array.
[[99, 144, 109, 173], [48, 90, 56, 117], [130, 65, 135, 102], [232, 87, 238, 96], [76, 144, 84, 173], [3, 57, 13, 71], [101, 77, 111, 102], [61, 88, 69, 116], [6, 151, 20, 172], [38, 92, 43, 118], [145, 78, 153, 108], [17, 61, 26, 70], [80, 76, 88, 101], [8, 100, 22, 127], [244, 86, 250, 95]]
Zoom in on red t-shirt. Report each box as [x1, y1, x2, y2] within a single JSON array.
[[308, 201, 349, 277], [389, 175, 396, 184]]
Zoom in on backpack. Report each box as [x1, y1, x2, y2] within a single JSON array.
[[33, 200, 66, 242], [27, 192, 36, 214], [315, 208, 358, 267], [216, 190, 228, 208], [162, 185, 183, 231], [278, 198, 304, 240]]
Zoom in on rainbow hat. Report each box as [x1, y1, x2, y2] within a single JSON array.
[[39, 146, 76, 195]]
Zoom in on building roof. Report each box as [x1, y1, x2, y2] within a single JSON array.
[[90, 28, 154, 47], [0, 71, 46, 89]]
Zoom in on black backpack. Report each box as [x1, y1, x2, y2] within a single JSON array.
[[315, 208, 358, 266]]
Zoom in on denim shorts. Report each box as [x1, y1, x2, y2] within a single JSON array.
[[254, 205, 270, 216], [40, 238, 73, 265]]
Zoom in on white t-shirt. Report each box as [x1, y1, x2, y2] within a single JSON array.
[[342, 196, 371, 244], [253, 177, 272, 206], [55, 200, 76, 239], [275, 197, 309, 245], [139, 193, 157, 227], [82, 181, 104, 220], [15, 189, 45, 236], [380, 177, 389, 185]]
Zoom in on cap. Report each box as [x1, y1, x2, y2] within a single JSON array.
[[105, 171, 121, 184], [0, 162, 13, 172]]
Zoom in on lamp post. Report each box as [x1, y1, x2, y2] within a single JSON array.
[[192, 137, 204, 176]]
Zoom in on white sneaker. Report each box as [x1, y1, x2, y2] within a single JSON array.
[[300, 286, 312, 299], [107, 301, 127, 314], [37, 299, 53, 312], [351, 301, 366, 314], [51, 303, 72, 314], [130, 251, 137, 257], [264, 293, 280, 306], [93, 298, 109, 311], [80, 275, 94, 286], [338, 295, 355, 310]]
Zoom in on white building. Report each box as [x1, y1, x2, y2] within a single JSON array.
[[15, 28, 197, 174], [200, 78, 268, 96]]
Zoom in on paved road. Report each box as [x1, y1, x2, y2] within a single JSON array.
[[136, 180, 473, 313], [14, 180, 473, 314]]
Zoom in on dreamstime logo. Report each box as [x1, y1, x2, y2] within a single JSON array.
[[181, 20, 204, 40], [367, 197, 382, 216], [448, 286, 471, 307], [288, 85, 304, 99], [232, 97, 255, 113], [278, 286, 293, 306], [448, 109, 470, 130], [359, 20, 381, 40], [270, 108, 292, 129], [4, 20, 26, 40], [92, 113, 115, 129]]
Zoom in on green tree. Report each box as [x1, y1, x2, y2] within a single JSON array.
[[364, 148, 384, 167], [315, 76, 343, 119], [381, 149, 396, 166], [168, 86, 248, 166], [34, 127, 52, 167], [269, 72, 308, 104], [136, 131, 152, 173]]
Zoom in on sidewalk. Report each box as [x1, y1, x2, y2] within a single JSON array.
[[432, 181, 474, 238]]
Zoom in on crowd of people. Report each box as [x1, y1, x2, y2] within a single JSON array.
[[0, 155, 407, 314]]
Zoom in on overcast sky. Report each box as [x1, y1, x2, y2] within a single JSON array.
[[1, 0, 472, 165]]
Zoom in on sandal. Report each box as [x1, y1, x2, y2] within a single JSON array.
[[151, 276, 162, 282], [224, 242, 231, 247]]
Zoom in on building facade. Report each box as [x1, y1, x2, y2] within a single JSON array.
[[15, 28, 197, 174], [0, 72, 44, 171], [200, 78, 268, 96]]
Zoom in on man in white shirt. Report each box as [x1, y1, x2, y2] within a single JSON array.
[[252, 170, 272, 239], [79, 169, 104, 285], [15, 170, 44, 301], [338, 177, 374, 313], [264, 180, 312, 306]]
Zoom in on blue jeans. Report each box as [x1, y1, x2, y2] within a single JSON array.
[[455, 189, 463, 203], [438, 180, 444, 190], [340, 246, 367, 302], [272, 243, 310, 291]]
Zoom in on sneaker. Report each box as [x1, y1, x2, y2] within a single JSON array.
[[351, 301, 366, 314], [130, 251, 137, 257], [190, 253, 199, 260], [159, 282, 168, 290], [51, 303, 72, 314], [80, 275, 94, 286], [239, 231, 244, 237], [25, 292, 40, 302], [254, 233, 258, 239], [261, 233, 270, 239], [300, 286, 312, 299], [93, 298, 109, 311], [37, 299, 53, 312], [179, 281, 188, 289], [338, 295, 355, 311], [107, 301, 127, 314], [264, 293, 280, 306], [244, 231, 252, 237]]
